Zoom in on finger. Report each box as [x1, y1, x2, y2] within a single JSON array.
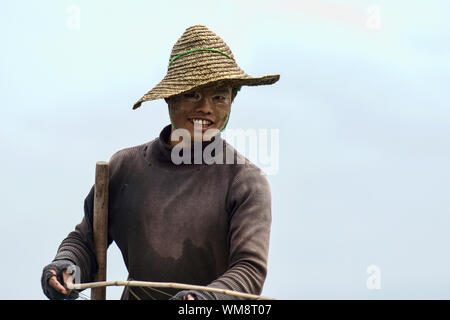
[[62, 271, 73, 293], [48, 275, 68, 295], [48, 269, 69, 295], [187, 294, 195, 300]]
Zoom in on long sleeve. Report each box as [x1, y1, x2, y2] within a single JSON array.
[[53, 185, 98, 284], [177, 166, 272, 300]]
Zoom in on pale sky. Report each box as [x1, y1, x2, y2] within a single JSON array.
[[1, 0, 449, 299]]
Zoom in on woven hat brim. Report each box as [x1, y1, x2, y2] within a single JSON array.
[[132, 74, 280, 110]]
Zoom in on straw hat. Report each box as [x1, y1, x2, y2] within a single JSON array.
[[132, 25, 280, 109]]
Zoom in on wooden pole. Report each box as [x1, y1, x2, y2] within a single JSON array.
[[91, 161, 109, 300], [68, 280, 276, 300]]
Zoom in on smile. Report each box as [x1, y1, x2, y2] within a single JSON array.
[[188, 118, 215, 133], [188, 118, 213, 125]]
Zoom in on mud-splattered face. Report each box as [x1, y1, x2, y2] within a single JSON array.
[[165, 85, 237, 146]]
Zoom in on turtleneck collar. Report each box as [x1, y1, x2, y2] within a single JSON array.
[[144, 124, 225, 169]]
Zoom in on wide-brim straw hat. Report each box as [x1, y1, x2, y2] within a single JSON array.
[[132, 25, 280, 109]]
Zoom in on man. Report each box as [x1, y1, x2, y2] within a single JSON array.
[[41, 25, 280, 300]]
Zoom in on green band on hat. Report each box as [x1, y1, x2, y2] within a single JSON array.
[[169, 48, 233, 66]]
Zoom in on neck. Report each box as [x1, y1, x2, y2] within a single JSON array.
[[168, 127, 215, 147], [153, 124, 224, 166]]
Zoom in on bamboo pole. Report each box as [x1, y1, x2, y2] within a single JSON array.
[[68, 280, 276, 300], [91, 161, 109, 300]]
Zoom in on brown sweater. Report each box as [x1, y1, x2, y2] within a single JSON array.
[[54, 124, 272, 299]]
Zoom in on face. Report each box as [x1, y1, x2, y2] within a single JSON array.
[[165, 85, 236, 146]]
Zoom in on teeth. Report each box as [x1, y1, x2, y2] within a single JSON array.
[[190, 118, 212, 125]]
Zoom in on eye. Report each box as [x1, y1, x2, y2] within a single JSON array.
[[214, 95, 226, 100]]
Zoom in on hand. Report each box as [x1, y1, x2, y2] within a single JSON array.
[[47, 269, 73, 296], [41, 260, 79, 300], [169, 290, 198, 300]]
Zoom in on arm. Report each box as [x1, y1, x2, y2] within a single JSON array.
[[41, 185, 98, 299], [174, 167, 272, 300], [42, 150, 124, 298], [52, 184, 100, 284]]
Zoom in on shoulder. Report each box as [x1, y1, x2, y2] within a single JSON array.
[[223, 141, 271, 199], [223, 140, 269, 180], [108, 139, 156, 173], [223, 146, 272, 219]]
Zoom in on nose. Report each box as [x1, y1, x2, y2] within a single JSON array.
[[195, 96, 214, 114]]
